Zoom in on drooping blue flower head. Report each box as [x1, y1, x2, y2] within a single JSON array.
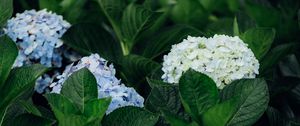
[[5, 9, 71, 67], [50, 54, 144, 114]]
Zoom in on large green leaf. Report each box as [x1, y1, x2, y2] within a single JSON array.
[[0, 35, 18, 88], [146, 78, 181, 114], [202, 98, 238, 126], [61, 68, 98, 112], [220, 79, 269, 126], [0, 0, 13, 27], [136, 25, 202, 59], [12, 113, 54, 126], [83, 98, 111, 124], [240, 27, 275, 60], [119, 55, 160, 91], [61, 23, 122, 62], [45, 93, 81, 124], [102, 106, 159, 126], [0, 65, 48, 125], [179, 69, 219, 121], [121, 4, 163, 52]]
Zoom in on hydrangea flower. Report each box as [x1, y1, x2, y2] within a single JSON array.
[[5, 9, 71, 67], [162, 35, 259, 89], [50, 54, 144, 114]]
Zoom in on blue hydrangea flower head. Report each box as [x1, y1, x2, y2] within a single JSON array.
[[50, 54, 144, 114], [5, 9, 71, 67]]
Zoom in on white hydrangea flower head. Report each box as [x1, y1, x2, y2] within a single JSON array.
[[162, 35, 259, 89], [50, 54, 144, 114], [5, 9, 71, 67]]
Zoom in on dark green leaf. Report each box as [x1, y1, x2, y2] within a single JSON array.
[[146, 78, 181, 114], [0, 35, 18, 88], [202, 98, 238, 126], [240, 27, 275, 60], [45, 93, 80, 122], [260, 43, 300, 74], [97, 0, 126, 41], [206, 18, 234, 36], [170, 0, 208, 28], [162, 110, 197, 126], [18, 100, 42, 116], [84, 98, 111, 124], [220, 79, 269, 126], [60, 0, 86, 23], [0, 0, 13, 27], [12, 113, 54, 126], [102, 106, 159, 126], [61, 23, 122, 62], [61, 68, 98, 112], [179, 69, 219, 121], [244, 0, 280, 27], [266, 107, 290, 126], [119, 55, 160, 90], [0, 65, 48, 124], [121, 4, 163, 52], [137, 25, 202, 59], [39, 0, 62, 13], [279, 54, 300, 78]]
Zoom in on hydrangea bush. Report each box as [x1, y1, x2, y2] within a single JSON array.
[[0, 0, 299, 126], [50, 54, 144, 114], [162, 35, 259, 88]]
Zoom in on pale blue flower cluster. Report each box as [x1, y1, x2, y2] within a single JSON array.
[[5, 9, 71, 67], [50, 54, 144, 114]]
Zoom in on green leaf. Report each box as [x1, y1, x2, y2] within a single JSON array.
[[121, 4, 163, 52], [137, 25, 203, 59], [12, 113, 54, 126], [220, 79, 269, 126], [18, 100, 42, 116], [119, 55, 160, 90], [45, 93, 81, 123], [102, 106, 159, 126], [244, 0, 280, 27], [84, 98, 111, 124], [61, 23, 122, 62], [202, 98, 238, 126], [61, 68, 98, 112], [0, 0, 13, 27], [0, 65, 48, 125], [39, 0, 62, 13], [170, 0, 208, 28], [162, 110, 197, 126], [233, 17, 239, 36], [240, 27, 276, 60], [146, 78, 181, 114], [279, 54, 300, 78], [60, 0, 86, 23], [260, 43, 300, 74], [97, 0, 126, 42], [206, 18, 234, 36], [0, 35, 18, 88], [266, 107, 290, 126], [179, 69, 219, 121]]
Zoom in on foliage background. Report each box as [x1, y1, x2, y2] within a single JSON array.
[[1, 0, 300, 125]]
